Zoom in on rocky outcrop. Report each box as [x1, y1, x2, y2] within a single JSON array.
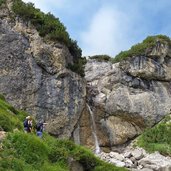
[[77, 40, 171, 150], [97, 147, 171, 170], [0, 3, 86, 138]]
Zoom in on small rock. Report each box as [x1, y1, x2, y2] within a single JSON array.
[[131, 148, 144, 160], [109, 158, 126, 167], [141, 168, 153, 171], [124, 151, 132, 158], [125, 158, 133, 168], [137, 165, 143, 170], [109, 152, 124, 161], [130, 156, 136, 162]]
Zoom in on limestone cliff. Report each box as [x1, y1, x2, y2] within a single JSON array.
[[0, 1, 86, 138], [76, 39, 171, 150]]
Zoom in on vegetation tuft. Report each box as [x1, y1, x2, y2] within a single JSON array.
[[112, 35, 171, 63], [89, 55, 112, 62], [0, 0, 5, 7], [137, 114, 171, 156], [11, 0, 85, 76]]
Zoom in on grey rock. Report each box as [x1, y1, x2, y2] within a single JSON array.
[[109, 152, 124, 161], [131, 148, 144, 160], [0, 8, 86, 139], [82, 56, 171, 147], [109, 158, 125, 167], [140, 168, 153, 171], [124, 151, 132, 158], [139, 152, 171, 170], [125, 158, 134, 168]]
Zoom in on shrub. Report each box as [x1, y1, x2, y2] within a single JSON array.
[[0, 94, 5, 101], [0, 0, 5, 7], [67, 57, 87, 77], [137, 115, 171, 156], [89, 55, 111, 62], [112, 35, 171, 63]]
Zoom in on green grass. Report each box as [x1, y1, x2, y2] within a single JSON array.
[[0, 95, 128, 171], [112, 35, 171, 63], [0, 97, 27, 131], [0, 132, 128, 171], [137, 115, 171, 156]]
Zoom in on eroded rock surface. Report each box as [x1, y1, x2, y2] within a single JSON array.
[[0, 5, 86, 138], [77, 40, 171, 149]]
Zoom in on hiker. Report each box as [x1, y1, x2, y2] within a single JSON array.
[[23, 116, 33, 133], [36, 121, 47, 138]]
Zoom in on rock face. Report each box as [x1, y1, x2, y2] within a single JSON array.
[[0, 4, 86, 138], [97, 147, 171, 170], [78, 40, 171, 149]]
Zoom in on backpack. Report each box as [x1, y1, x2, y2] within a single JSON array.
[[36, 123, 43, 132], [23, 120, 28, 127]]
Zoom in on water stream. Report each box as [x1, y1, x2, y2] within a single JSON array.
[[87, 103, 100, 154]]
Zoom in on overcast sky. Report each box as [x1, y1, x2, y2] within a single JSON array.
[[23, 0, 171, 57]]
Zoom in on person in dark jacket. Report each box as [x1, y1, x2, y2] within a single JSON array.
[[36, 121, 47, 138], [23, 116, 33, 133]]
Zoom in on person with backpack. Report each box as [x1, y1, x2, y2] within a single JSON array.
[[23, 116, 33, 133], [36, 121, 47, 138]]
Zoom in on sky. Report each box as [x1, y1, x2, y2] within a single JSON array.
[[23, 0, 171, 57]]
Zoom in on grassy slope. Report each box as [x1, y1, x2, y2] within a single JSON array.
[[0, 95, 128, 171], [137, 114, 171, 156]]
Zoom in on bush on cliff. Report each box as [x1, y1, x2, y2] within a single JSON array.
[[89, 55, 112, 62], [0, 95, 128, 171], [11, 0, 85, 77], [112, 35, 171, 63], [137, 115, 171, 156], [0, 0, 5, 7]]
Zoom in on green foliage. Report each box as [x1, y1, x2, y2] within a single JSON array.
[[89, 55, 112, 62], [93, 162, 128, 171], [1, 132, 49, 166], [137, 115, 171, 156], [0, 94, 6, 101], [0, 98, 26, 131], [0, 0, 5, 7], [12, 0, 84, 76], [67, 57, 87, 77], [112, 35, 171, 63]]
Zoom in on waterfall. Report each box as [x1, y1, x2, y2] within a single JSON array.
[[87, 103, 100, 154], [73, 124, 80, 145]]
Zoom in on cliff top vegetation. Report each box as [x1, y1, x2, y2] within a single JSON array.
[[0, 0, 86, 76], [112, 35, 171, 63]]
